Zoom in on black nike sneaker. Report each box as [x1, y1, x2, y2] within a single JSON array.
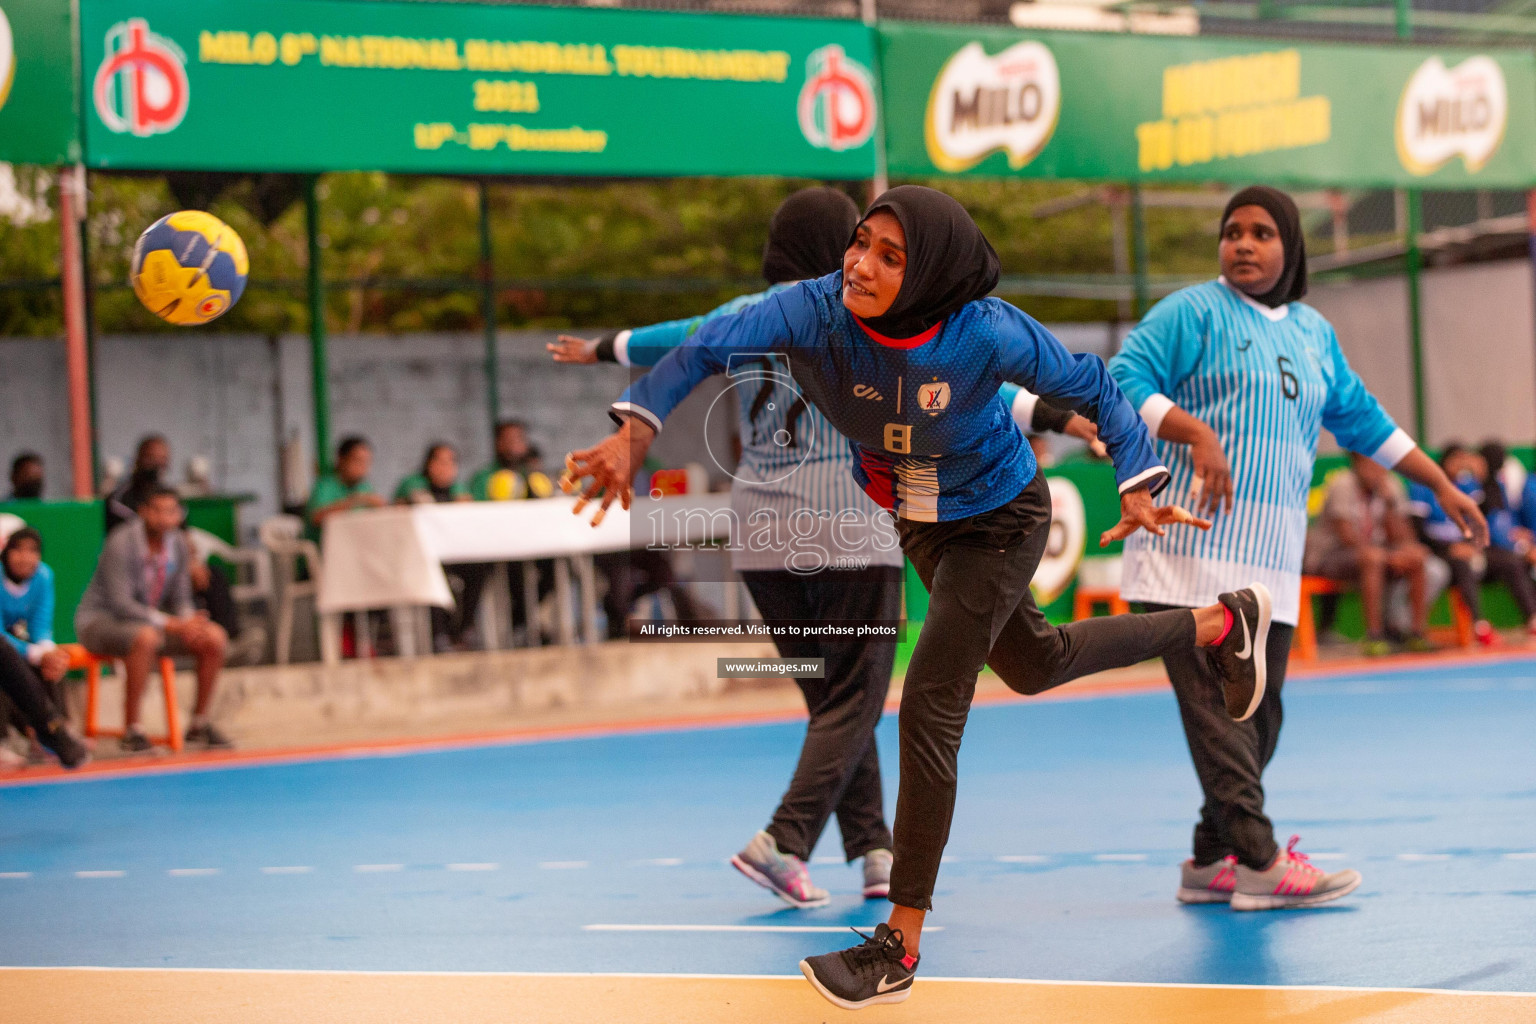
[[800, 924, 918, 1010], [1212, 582, 1272, 721], [40, 720, 90, 770]]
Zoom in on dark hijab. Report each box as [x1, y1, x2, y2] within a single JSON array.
[[761, 188, 861, 285], [1220, 185, 1307, 308], [852, 185, 1001, 339], [2, 527, 42, 584]]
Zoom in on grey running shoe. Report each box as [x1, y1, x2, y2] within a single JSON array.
[[1230, 836, 1362, 911], [40, 721, 90, 770], [800, 923, 918, 1010], [730, 831, 829, 909], [118, 729, 155, 755], [1212, 582, 1272, 721], [862, 849, 892, 899], [1176, 855, 1237, 904]]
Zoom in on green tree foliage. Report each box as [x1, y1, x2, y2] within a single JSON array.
[[0, 167, 1223, 336]]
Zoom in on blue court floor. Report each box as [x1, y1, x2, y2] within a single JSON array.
[[1, 656, 1533, 992]]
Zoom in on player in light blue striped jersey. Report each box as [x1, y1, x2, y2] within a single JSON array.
[[1109, 186, 1488, 911]]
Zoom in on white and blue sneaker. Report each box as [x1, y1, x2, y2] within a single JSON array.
[[801, 924, 918, 1009], [730, 831, 829, 909]]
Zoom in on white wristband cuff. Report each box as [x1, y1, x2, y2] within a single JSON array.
[[613, 329, 633, 368], [611, 401, 663, 434], [1010, 388, 1039, 432], [1138, 393, 1175, 438], [1118, 465, 1170, 495], [25, 640, 56, 665], [1370, 428, 1417, 469]]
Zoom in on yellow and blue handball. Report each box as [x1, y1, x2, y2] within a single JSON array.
[[131, 211, 249, 326]]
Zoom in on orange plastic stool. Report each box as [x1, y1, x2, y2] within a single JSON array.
[[1427, 588, 1475, 649], [1072, 587, 1130, 621], [1294, 575, 1342, 663], [62, 643, 183, 753]]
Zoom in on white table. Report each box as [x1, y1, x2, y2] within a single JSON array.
[[316, 494, 738, 662]]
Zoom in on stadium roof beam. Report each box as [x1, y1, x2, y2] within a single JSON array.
[[1148, 0, 1536, 36]]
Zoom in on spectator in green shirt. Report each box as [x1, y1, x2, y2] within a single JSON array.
[[306, 435, 385, 539], [470, 419, 554, 501], [396, 443, 488, 651], [395, 443, 473, 505]]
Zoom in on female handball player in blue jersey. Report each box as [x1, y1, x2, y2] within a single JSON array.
[[549, 188, 1101, 913], [1109, 186, 1488, 912], [564, 186, 1261, 1010]]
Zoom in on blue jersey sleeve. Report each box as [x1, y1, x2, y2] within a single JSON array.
[[1107, 292, 1206, 420], [30, 565, 54, 647], [992, 301, 1168, 495], [1521, 475, 1536, 534], [623, 289, 781, 368], [614, 283, 820, 433], [1319, 324, 1409, 466]]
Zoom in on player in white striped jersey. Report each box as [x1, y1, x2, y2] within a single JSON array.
[[1109, 186, 1487, 910]]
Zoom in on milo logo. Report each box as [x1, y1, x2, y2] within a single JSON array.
[[925, 40, 1060, 173], [1396, 55, 1508, 175]]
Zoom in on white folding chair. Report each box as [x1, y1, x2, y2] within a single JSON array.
[[258, 514, 340, 665]]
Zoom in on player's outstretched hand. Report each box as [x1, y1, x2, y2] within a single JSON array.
[[1437, 482, 1491, 549], [1099, 488, 1212, 547], [562, 417, 657, 526], [1064, 414, 1109, 459], [1190, 428, 1234, 516], [547, 334, 600, 364]]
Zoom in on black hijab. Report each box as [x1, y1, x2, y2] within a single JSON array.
[[1220, 185, 1307, 307], [852, 185, 1001, 339], [761, 187, 861, 285]]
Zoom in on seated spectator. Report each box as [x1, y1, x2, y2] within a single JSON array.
[[8, 453, 44, 501], [396, 444, 489, 651], [74, 486, 231, 752], [0, 640, 87, 769], [1409, 444, 1536, 645], [1, 528, 69, 717], [395, 443, 472, 505], [306, 435, 385, 539], [106, 434, 171, 533], [1305, 453, 1432, 656], [472, 419, 554, 500]]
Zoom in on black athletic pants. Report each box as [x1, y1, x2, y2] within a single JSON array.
[[740, 566, 901, 863], [1144, 603, 1293, 870], [1427, 540, 1536, 622], [891, 474, 1198, 911], [0, 640, 65, 738]]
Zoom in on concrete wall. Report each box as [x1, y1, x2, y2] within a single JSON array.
[[1308, 259, 1536, 449], [4, 267, 1533, 525]]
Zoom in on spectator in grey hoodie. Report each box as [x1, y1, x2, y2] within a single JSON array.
[[75, 485, 230, 753]]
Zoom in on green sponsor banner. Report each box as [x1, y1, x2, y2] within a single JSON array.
[[80, 0, 878, 177], [880, 21, 1536, 188], [0, 0, 79, 164]]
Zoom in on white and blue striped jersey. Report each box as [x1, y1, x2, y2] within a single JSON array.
[[1109, 278, 1415, 625], [619, 285, 902, 571]]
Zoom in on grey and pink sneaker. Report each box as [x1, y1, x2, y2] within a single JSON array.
[[1176, 855, 1237, 904], [731, 830, 830, 909], [1230, 836, 1361, 911]]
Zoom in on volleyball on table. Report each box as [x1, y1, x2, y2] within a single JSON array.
[[130, 211, 249, 326]]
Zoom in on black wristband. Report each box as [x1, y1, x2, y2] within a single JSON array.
[[594, 331, 620, 363], [1032, 399, 1074, 435]]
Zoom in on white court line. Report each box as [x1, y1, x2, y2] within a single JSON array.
[[539, 861, 588, 870], [1306, 853, 1347, 861], [996, 855, 1048, 864], [810, 857, 843, 865], [1505, 852, 1536, 860], [354, 864, 404, 873], [447, 863, 500, 872], [261, 866, 314, 875], [583, 924, 944, 934], [638, 858, 683, 867], [167, 868, 220, 877], [74, 870, 125, 878], [0, 872, 31, 879], [1093, 854, 1148, 862], [1397, 853, 1452, 862]]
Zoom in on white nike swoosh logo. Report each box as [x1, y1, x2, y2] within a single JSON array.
[[876, 975, 909, 994], [1235, 610, 1252, 660]]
